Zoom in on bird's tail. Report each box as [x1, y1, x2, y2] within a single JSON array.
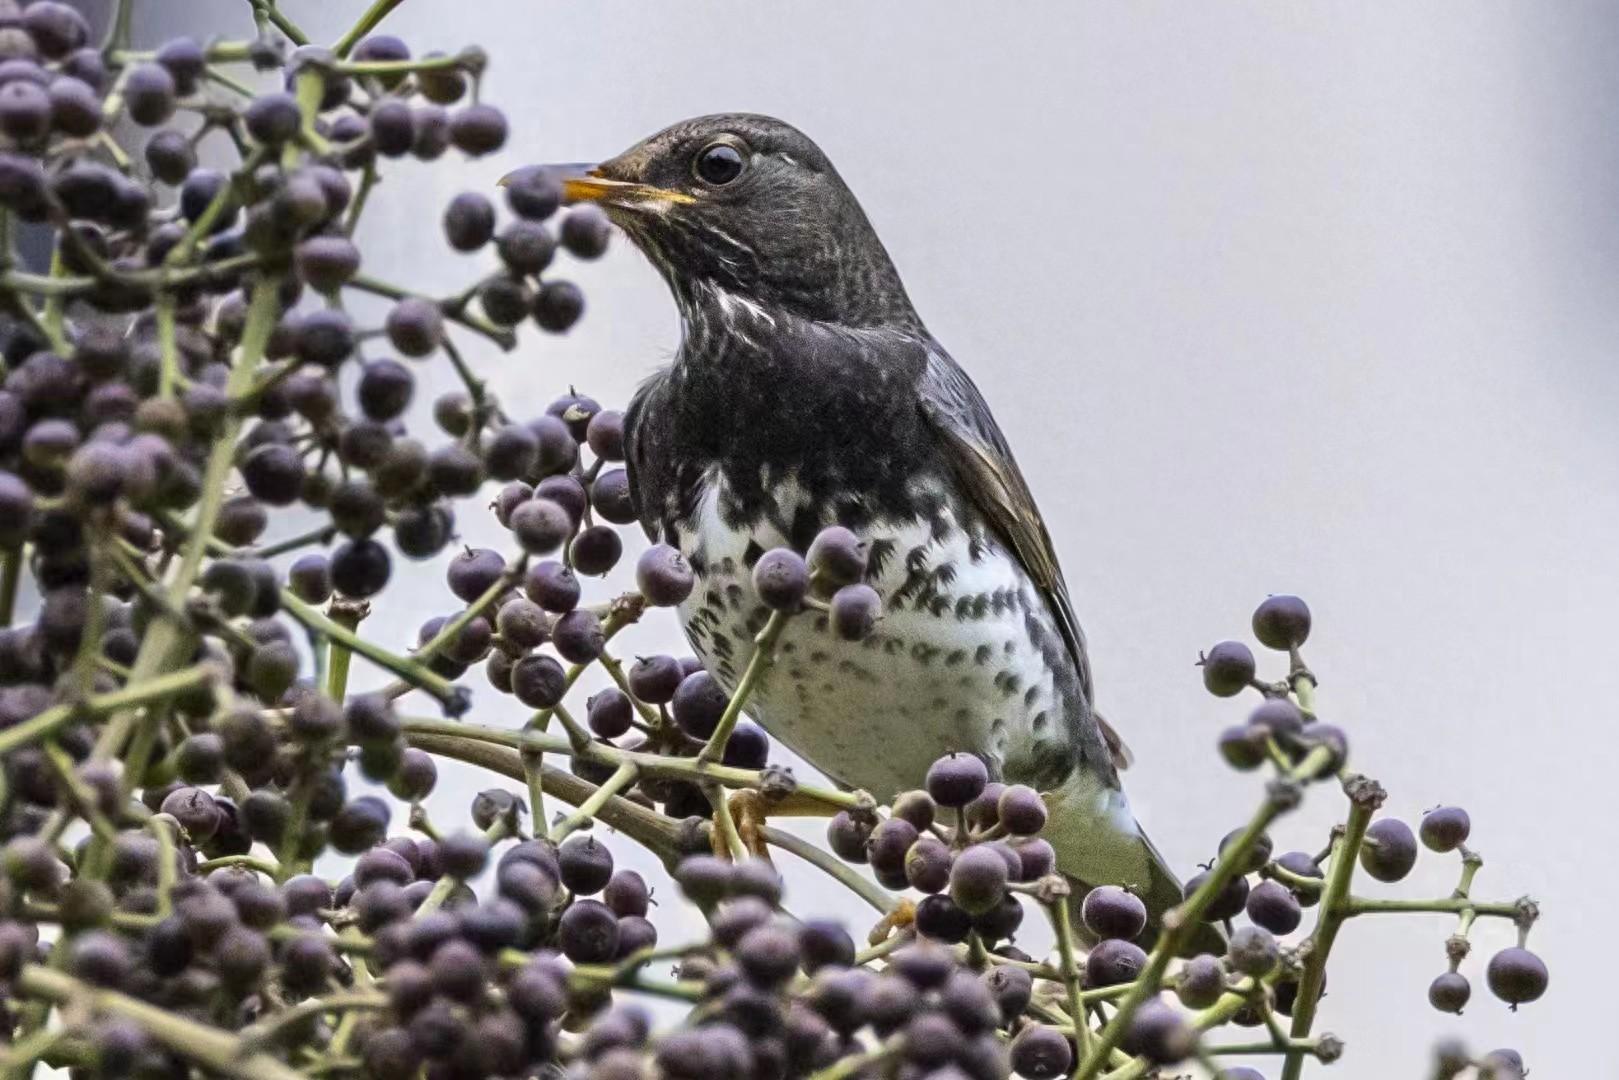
[[1044, 770, 1226, 958]]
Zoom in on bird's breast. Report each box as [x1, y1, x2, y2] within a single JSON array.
[[674, 469, 1085, 799]]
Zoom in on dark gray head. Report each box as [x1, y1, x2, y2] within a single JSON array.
[[552, 114, 918, 329]]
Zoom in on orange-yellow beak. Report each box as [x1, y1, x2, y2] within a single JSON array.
[[498, 163, 695, 208]]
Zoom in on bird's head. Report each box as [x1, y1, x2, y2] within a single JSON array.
[[523, 114, 918, 329]]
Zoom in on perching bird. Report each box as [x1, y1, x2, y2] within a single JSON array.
[[554, 114, 1202, 946]]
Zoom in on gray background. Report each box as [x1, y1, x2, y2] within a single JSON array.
[[149, 2, 1619, 1075]]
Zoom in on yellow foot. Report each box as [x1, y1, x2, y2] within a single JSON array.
[[867, 897, 917, 946], [729, 788, 772, 860]]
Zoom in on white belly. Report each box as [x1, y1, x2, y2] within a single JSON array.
[[675, 476, 1069, 799]]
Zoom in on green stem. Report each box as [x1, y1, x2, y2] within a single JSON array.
[[405, 717, 864, 813], [245, 0, 309, 45], [1097, 981, 1260, 1080], [595, 647, 657, 725], [807, 1038, 903, 1080], [287, 68, 326, 168], [415, 816, 512, 916], [1047, 896, 1094, 1062], [164, 147, 269, 268], [17, 966, 307, 1080], [244, 524, 337, 560], [147, 817, 177, 916], [42, 244, 66, 341], [324, 599, 364, 704], [439, 336, 497, 427], [708, 784, 748, 861], [525, 595, 648, 726], [342, 161, 377, 236], [112, 43, 256, 64], [237, 991, 386, 1052], [0, 664, 216, 758], [566, 968, 704, 1003], [548, 703, 593, 751], [0, 253, 263, 300], [413, 561, 522, 665], [549, 762, 637, 843], [345, 273, 516, 351], [155, 291, 179, 398], [403, 731, 684, 867], [333, 51, 480, 77], [696, 609, 788, 765], [195, 854, 281, 877], [276, 774, 313, 882], [1261, 861, 1324, 893], [1338, 896, 1523, 919], [1207, 1038, 1326, 1056], [1280, 787, 1378, 1080], [2, 1025, 72, 1078], [282, 591, 464, 712], [1075, 746, 1333, 1080], [522, 706, 548, 836], [91, 277, 279, 771], [331, 0, 409, 57], [204, 66, 257, 99], [760, 825, 896, 915], [1288, 646, 1317, 716]]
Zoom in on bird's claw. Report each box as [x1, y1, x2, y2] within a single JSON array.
[[866, 897, 917, 946], [709, 788, 773, 861]]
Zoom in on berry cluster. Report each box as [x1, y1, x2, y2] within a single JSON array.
[[824, 753, 1052, 950], [0, 3, 1545, 1080]]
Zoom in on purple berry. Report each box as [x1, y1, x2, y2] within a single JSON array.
[[1121, 1001, 1195, 1065], [1227, 925, 1279, 976], [1010, 1025, 1072, 1080], [558, 835, 614, 895], [1085, 938, 1147, 987], [1201, 640, 1256, 697], [671, 671, 728, 738], [807, 525, 867, 588], [948, 845, 1007, 915], [1217, 726, 1267, 770], [587, 689, 635, 739], [1428, 971, 1471, 1014], [1248, 697, 1304, 736], [1245, 880, 1302, 935], [829, 583, 881, 640], [1176, 953, 1225, 1008], [627, 654, 684, 705], [1081, 885, 1147, 941], [1359, 818, 1418, 883], [1419, 806, 1471, 853], [752, 548, 808, 611], [636, 544, 694, 606], [1252, 594, 1311, 650], [926, 752, 988, 808], [997, 784, 1047, 835], [1183, 869, 1249, 922], [1486, 947, 1548, 1007]]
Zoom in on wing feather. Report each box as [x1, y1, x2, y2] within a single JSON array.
[[917, 349, 1133, 773]]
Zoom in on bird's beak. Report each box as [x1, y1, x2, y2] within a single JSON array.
[[498, 163, 696, 208]]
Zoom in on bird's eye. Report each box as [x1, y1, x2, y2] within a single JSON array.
[[694, 142, 745, 186]]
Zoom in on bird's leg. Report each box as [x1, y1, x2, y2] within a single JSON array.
[[865, 897, 917, 946], [727, 788, 772, 860]]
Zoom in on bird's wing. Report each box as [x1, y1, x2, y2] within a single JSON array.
[[623, 368, 675, 543], [917, 347, 1133, 774]]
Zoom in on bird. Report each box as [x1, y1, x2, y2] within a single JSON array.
[[550, 113, 1205, 948]]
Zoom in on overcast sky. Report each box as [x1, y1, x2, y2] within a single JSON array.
[[144, 4, 1619, 1074]]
